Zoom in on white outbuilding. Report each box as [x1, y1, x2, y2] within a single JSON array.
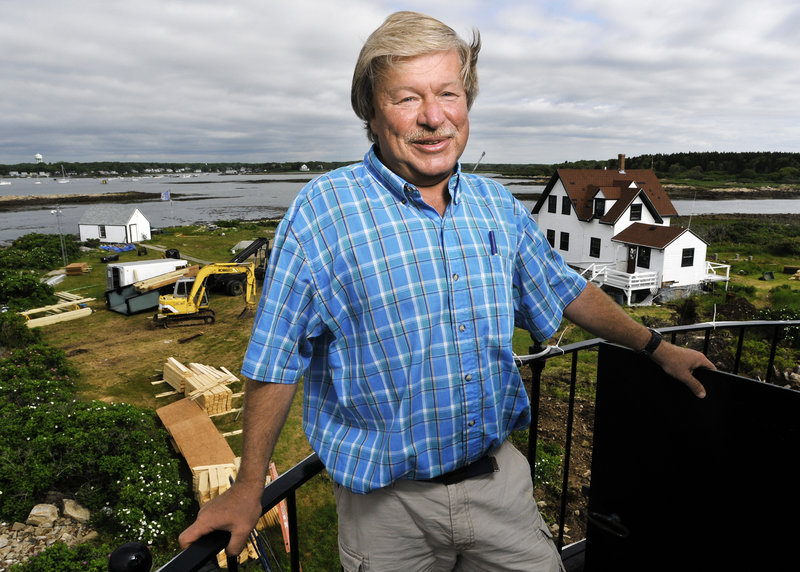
[[78, 205, 151, 243]]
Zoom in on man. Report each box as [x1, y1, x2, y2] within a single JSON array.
[[179, 11, 713, 571]]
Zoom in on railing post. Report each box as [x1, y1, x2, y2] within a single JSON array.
[[528, 339, 546, 485], [766, 325, 781, 384], [733, 327, 746, 374], [287, 491, 301, 572], [556, 351, 579, 551]]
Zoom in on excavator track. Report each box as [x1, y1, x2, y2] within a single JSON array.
[[153, 309, 216, 328]]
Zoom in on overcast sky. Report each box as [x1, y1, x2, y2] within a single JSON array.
[[2, 0, 798, 166]]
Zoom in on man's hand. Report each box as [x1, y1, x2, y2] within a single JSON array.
[[178, 481, 264, 557], [649, 341, 715, 399]]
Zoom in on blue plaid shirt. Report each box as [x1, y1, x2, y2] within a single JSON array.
[[242, 147, 586, 494]]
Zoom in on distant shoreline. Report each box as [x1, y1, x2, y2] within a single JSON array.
[[0, 191, 165, 211], [2, 184, 800, 212]]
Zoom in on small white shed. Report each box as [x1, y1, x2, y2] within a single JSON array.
[[79, 206, 151, 243]]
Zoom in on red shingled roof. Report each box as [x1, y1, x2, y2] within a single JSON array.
[[535, 168, 678, 222], [611, 222, 705, 249]]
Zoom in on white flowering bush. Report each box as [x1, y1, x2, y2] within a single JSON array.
[[0, 345, 193, 547]]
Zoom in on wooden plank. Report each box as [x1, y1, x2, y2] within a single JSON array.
[[25, 307, 93, 328], [156, 398, 236, 469], [19, 298, 95, 317], [134, 265, 199, 292]]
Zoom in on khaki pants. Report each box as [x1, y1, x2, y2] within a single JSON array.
[[334, 441, 565, 572]]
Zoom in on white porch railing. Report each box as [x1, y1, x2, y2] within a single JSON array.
[[577, 262, 615, 282], [604, 268, 660, 290], [705, 261, 731, 286]]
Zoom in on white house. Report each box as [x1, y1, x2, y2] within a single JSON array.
[[532, 156, 729, 304], [79, 205, 151, 244]]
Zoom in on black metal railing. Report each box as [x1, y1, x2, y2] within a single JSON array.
[[131, 319, 800, 572]]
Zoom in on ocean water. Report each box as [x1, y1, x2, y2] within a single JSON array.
[[0, 173, 309, 244], [1, 173, 798, 244]]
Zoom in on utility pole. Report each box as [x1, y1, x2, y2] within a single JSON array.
[[51, 206, 68, 268]]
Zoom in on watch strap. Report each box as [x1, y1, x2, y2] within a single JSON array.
[[640, 328, 663, 356]]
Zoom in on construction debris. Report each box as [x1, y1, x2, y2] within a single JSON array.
[[132, 264, 199, 292], [161, 358, 235, 415], [65, 262, 91, 275], [20, 292, 96, 328], [156, 398, 283, 568]]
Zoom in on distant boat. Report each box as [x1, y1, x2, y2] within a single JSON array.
[[57, 165, 70, 184], [0, 179, 10, 186]]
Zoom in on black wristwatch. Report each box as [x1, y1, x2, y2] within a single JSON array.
[[639, 328, 663, 356]]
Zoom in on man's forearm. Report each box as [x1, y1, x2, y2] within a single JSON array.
[[563, 282, 651, 350], [562, 282, 712, 398], [234, 379, 298, 491]]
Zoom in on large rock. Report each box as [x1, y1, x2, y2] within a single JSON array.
[[25, 504, 59, 527], [63, 499, 90, 523]]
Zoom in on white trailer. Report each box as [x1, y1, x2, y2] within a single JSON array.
[[106, 259, 189, 290]]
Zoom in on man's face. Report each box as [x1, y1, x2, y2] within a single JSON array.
[[369, 49, 469, 190]]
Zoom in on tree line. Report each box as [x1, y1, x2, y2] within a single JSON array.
[[2, 151, 800, 182]]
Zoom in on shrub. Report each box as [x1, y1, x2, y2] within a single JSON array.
[[0, 271, 57, 309], [508, 430, 564, 489], [0, 345, 193, 547], [0, 311, 41, 349], [8, 541, 113, 571]]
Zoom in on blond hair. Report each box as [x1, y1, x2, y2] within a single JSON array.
[[351, 11, 481, 143]]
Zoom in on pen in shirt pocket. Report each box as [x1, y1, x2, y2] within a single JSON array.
[[488, 230, 498, 255]]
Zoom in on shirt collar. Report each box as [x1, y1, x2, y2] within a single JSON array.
[[364, 145, 463, 206]]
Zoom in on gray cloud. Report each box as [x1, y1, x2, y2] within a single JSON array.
[[1, 0, 798, 165]]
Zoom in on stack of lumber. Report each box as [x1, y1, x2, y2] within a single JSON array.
[[156, 398, 280, 569], [20, 292, 96, 328], [162, 358, 236, 415], [192, 460, 279, 528], [65, 262, 91, 275], [133, 264, 199, 293], [163, 357, 191, 392]]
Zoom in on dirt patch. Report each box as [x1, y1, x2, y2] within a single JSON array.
[[533, 393, 595, 545]]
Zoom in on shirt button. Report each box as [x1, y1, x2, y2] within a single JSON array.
[[468, 420, 476, 427], [464, 374, 472, 381], [459, 324, 466, 332], [452, 273, 459, 281]]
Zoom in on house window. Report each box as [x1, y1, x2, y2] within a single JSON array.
[[547, 196, 557, 213], [681, 248, 695, 267], [637, 246, 651, 269], [630, 204, 642, 221], [560, 232, 570, 251], [594, 199, 606, 218], [546, 229, 556, 247], [99, 225, 106, 239], [589, 237, 601, 258], [561, 196, 572, 215]]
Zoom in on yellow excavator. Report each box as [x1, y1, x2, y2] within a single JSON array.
[[151, 262, 256, 327]]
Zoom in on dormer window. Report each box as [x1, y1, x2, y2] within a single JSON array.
[[594, 199, 606, 218], [630, 204, 642, 221]]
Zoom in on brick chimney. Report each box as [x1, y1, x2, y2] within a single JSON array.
[[618, 154, 626, 173]]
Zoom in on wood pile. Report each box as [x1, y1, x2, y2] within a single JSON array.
[[20, 292, 96, 328], [65, 262, 91, 275], [193, 460, 282, 568], [156, 398, 283, 569], [133, 264, 199, 293], [162, 358, 235, 415]]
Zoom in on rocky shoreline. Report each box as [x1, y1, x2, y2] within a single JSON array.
[[0, 191, 163, 211]]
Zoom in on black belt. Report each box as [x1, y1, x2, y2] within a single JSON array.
[[424, 455, 499, 485]]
